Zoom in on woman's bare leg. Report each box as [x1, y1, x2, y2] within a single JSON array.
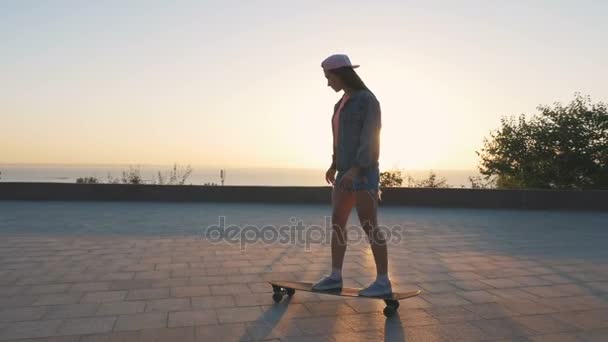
[[355, 190, 387, 276], [330, 187, 356, 272]]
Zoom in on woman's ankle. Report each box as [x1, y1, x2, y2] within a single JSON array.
[[329, 268, 342, 280], [376, 273, 390, 284]]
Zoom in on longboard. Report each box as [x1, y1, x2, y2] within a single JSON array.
[[269, 280, 421, 317]]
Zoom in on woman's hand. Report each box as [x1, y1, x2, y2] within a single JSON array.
[[337, 167, 359, 191], [325, 166, 337, 185]]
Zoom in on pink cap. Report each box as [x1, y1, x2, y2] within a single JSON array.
[[321, 54, 360, 71]]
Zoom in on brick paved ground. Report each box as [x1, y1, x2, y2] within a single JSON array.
[[0, 201, 607, 341]]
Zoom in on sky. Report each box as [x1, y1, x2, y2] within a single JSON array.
[[1, 0, 607, 171]]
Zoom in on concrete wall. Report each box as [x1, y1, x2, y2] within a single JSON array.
[[1, 182, 607, 211]]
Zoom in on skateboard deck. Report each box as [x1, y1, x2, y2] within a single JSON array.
[[269, 280, 421, 317]]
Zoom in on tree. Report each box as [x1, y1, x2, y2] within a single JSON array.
[[380, 170, 451, 188], [477, 94, 608, 189], [121, 166, 143, 184], [153, 163, 193, 185], [468, 176, 496, 189], [380, 170, 404, 188], [76, 177, 99, 184], [414, 171, 449, 188]]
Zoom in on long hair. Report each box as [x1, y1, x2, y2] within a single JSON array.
[[329, 67, 370, 92]]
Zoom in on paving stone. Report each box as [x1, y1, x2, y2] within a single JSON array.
[[292, 316, 352, 335], [530, 332, 582, 342], [171, 286, 211, 298], [33, 293, 83, 306], [0, 319, 63, 340], [2, 204, 608, 341], [44, 303, 100, 319], [113, 312, 168, 331], [450, 280, 494, 291], [108, 279, 156, 291], [332, 330, 385, 342], [168, 310, 217, 327], [513, 314, 580, 334], [98, 272, 134, 281], [234, 293, 282, 307], [0, 306, 48, 322], [503, 300, 561, 315], [209, 283, 251, 295], [191, 295, 235, 309], [401, 324, 447, 342], [436, 322, 491, 341], [138, 326, 196, 342], [57, 316, 116, 335], [27, 283, 72, 294], [145, 298, 191, 312], [0, 286, 25, 297], [425, 305, 482, 323], [194, 323, 252, 341], [577, 327, 608, 342], [480, 278, 524, 288], [81, 291, 127, 303], [462, 303, 519, 319], [520, 286, 564, 298], [457, 290, 503, 303], [340, 312, 389, 332], [488, 288, 540, 301], [79, 331, 141, 342], [470, 318, 539, 339], [303, 301, 357, 316], [70, 282, 111, 292], [245, 320, 303, 340], [259, 303, 314, 322], [393, 308, 439, 327], [125, 288, 170, 301], [552, 310, 608, 330], [217, 306, 263, 324], [423, 293, 472, 306], [188, 276, 227, 286], [96, 301, 146, 315], [418, 282, 461, 293]]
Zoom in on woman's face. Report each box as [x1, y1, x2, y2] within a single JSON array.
[[324, 70, 342, 92]]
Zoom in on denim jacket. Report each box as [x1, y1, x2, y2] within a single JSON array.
[[331, 89, 381, 173]]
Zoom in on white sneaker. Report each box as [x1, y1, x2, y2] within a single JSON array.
[[359, 279, 392, 297], [311, 275, 343, 291]]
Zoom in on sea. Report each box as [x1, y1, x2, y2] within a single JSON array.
[[0, 164, 481, 188]]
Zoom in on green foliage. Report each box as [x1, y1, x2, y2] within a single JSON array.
[[468, 176, 496, 189], [153, 163, 193, 185], [380, 170, 403, 188], [89, 164, 194, 185], [380, 170, 450, 188], [414, 171, 449, 188], [106, 172, 121, 184], [121, 166, 143, 184], [76, 177, 99, 184], [477, 94, 608, 189]]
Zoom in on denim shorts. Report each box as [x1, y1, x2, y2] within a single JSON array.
[[335, 167, 380, 192]]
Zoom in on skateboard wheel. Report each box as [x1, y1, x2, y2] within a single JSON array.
[[383, 306, 396, 317], [272, 293, 283, 303], [286, 288, 295, 296]]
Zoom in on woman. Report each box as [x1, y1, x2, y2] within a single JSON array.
[[312, 54, 391, 296]]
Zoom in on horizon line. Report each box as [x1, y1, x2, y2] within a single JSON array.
[[0, 162, 478, 172]]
